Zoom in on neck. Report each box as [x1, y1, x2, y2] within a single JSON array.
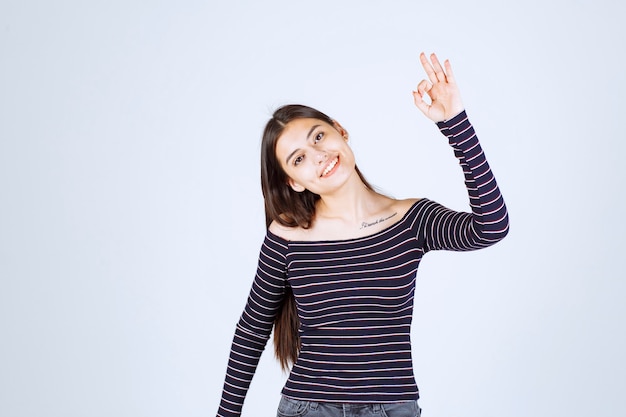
[[315, 175, 384, 223]]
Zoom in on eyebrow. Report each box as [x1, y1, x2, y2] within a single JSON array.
[[284, 124, 321, 165]]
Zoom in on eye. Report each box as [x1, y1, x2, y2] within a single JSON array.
[[293, 155, 304, 166], [314, 132, 324, 143]]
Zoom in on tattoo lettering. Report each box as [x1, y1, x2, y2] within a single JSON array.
[[360, 212, 398, 229]]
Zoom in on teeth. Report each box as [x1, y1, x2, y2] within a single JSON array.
[[322, 157, 338, 176]]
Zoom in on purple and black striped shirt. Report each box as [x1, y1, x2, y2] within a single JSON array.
[[217, 111, 509, 416]]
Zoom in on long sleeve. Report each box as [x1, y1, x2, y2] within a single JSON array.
[[421, 110, 509, 252], [216, 233, 289, 417]]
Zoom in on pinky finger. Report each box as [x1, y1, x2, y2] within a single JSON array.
[[444, 59, 457, 84]]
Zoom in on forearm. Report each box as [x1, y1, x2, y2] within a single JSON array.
[[430, 111, 509, 249], [217, 323, 268, 416], [216, 234, 288, 416]]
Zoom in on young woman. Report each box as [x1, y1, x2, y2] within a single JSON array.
[[216, 53, 509, 417]]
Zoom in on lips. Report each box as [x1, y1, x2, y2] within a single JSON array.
[[320, 156, 339, 177]]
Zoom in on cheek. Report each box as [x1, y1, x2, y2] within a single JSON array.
[[341, 147, 356, 167]]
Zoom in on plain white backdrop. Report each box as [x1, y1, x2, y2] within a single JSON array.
[[1, 1, 624, 416]]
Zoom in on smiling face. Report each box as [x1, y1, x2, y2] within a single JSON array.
[[275, 117, 357, 196]]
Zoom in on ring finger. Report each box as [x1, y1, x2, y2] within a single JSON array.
[[419, 52, 440, 85], [429, 53, 447, 83]]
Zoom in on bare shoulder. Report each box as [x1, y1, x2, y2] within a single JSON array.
[[267, 198, 424, 242], [268, 220, 307, 241], [391, 198, 422, 217]]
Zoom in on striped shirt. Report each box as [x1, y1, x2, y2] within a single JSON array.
[[217, 111, 509, 416]]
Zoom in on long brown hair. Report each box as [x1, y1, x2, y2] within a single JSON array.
[[261, 104, 373, 370]]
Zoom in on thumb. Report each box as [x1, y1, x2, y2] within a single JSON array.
[[412, 90, 430, 117]]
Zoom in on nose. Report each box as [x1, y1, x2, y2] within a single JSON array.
[[315, 151, 328, 164]]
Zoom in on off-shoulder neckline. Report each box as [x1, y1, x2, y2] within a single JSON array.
[[266, 199, 427, 244]]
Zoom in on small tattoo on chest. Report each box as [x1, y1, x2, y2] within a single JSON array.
[[360, 212, 398, 229]]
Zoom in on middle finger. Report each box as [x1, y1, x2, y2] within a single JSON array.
[[429, 53, 447, 83], [420, 52, 439, 85]]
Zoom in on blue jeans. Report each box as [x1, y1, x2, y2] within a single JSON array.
[[276, 396, 421, 417]]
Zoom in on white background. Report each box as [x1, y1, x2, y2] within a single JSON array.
[[1, 1, 624, 416]]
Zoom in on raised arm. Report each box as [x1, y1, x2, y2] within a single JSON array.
[[411, 53, 509, 251]]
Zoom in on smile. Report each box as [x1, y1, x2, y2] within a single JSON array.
[[321, 157, 339, 177]]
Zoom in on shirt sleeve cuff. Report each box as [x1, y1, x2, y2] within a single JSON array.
[[435, 109, 467, 130]]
